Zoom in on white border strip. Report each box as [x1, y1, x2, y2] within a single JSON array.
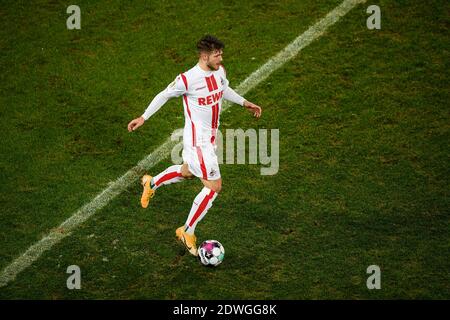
[[0, 0, 366, 288]]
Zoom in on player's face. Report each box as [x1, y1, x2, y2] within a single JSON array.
[[206, 49, 223, 71]]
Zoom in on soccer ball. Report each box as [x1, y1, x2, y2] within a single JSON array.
[[198, 240, 225, 266]]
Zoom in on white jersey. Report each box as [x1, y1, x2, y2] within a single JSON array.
[[142, 64, 245, 147]]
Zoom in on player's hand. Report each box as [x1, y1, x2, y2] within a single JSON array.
[[244, 101, 262, 119], [127, 116, 145, 132]]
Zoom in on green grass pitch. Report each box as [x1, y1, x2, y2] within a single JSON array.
[[0, 0, 448, 299]]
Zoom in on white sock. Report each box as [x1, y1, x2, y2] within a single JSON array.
[[184, 187, 218, 235], [151, 165, 184, 190]]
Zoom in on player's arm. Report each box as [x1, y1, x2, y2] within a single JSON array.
[[127, 75, 187, 132], [223, 81, 262, 119]]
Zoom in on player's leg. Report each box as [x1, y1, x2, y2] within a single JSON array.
[[184, 177, 221, 232], [176, 178, 220, 256], [199, 178, 222, 193], [180, 163, 195, 179], [151, 163, 195, 189], [141, 164, 193, 208], [176, 145, 221, 255]]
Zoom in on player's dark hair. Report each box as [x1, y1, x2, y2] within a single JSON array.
[[197, 35, 225, 53]]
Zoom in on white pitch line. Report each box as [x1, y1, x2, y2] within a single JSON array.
[[0, 0, 366, 288]]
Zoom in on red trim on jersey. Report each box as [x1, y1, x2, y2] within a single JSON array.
[[205, 75, 218, 92], [205, 76, 213, 92], [155, 171, 182, 187], [180, 73, 188, 90], [195, 146, 208, 179], [214, 104, 219, 128], [210, 75, 218, 90], [180, 74, 196, 146], [211, 103, 217, 128], [211, 103, 217, 144], [210, 103, 219, 144], [188, 189, 216, 227], [183, 94, 196, 146]]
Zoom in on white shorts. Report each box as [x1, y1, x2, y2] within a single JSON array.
[[182, 143, 221, 181]]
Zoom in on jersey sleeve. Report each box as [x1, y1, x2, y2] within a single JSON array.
[[165, 74, 188, 98], [223, 86, 245, 106], [220, 65, 245, 106], [141, 75, 187, 120]]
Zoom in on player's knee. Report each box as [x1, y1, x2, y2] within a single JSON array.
[[181, 164, 194, 179], [211, 180, 222, 193], [181, 170, 194, 179]]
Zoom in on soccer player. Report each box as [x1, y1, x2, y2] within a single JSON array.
[[127, 35, 262, 256]]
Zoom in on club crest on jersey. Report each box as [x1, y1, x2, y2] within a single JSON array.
[[209, 168, 217, 177], [220, 77, 224, 85]]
